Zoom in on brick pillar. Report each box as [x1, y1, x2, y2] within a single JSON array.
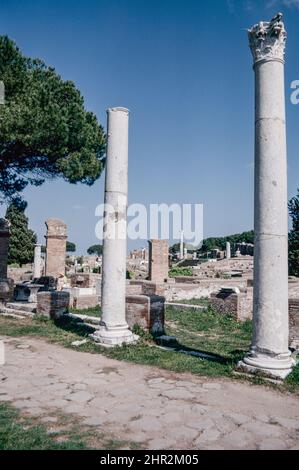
[[148, 240, 169, 283], [45, 219, 67, 278], [0, 218, 10, 279]]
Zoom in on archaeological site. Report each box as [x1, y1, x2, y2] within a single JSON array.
[[0, 2, 298, 459]]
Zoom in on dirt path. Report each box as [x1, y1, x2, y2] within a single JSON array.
[[0, 336, 299, 450]]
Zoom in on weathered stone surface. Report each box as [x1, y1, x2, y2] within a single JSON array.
[[0, 219, 10, 279], [1, 337, 299, 450], [33, 244, 42, 279], [92, 108, 136, 347], [241, 14, 294, 378], [36, 291, 70, 319], [125, 294, 165, 335], [210, 288, 252, 321], [45, 219, 67, 279], [148, 240, 169, 284]]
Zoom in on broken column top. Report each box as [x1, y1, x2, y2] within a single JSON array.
[[0, 218, 10, 236], [45, 218, 67, 238], [107, 107, 129, 114], [248, 13, 287, 64]]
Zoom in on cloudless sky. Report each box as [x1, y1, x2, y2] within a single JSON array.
[[0, 0, 298, 253]]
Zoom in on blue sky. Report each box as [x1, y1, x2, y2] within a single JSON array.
[[0, 0, 298, 254]]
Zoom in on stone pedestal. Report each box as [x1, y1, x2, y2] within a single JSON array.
[[37, 291, 70, 319], [33, 243, 42, 279], [45, 219, 67, 278], [239, 14, 295, 379], [91, 108, 137, 347]]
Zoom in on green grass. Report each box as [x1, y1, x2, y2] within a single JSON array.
[[0, 402, 142, 450], [0, 403, 88, 450], [70, 305, 101, 317], [168, 267, 193, 278], [0, 305, 298, 394]]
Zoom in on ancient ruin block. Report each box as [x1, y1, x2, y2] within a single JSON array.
[[0, 278, 14, 305], [0, 218, 10, 279], [125, 294, 165, 336], [148, 240, 169, 284], [210, 287, 253, 322], [36, 291, 70, 319], [70, 273, 101, 291], [72, 295, 99, 310], [45, 219, 67, 278]]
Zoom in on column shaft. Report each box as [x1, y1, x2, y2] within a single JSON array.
[[92, 108, 137, 346], [33, 244, 42, 279], [239, 13, 294, 379]]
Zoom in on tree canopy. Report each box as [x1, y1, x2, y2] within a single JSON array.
[[289, 188, 299, 277], [169, 231, 254, 254], [87, 244, 103, 256], [66, 241, 76, 253], [200, 231, 254, 253], [6, 202, 36, 266], [0, 36, 106, 204]]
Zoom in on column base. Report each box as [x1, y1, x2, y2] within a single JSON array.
[[90, 325, 139, 347], [237, 350, 296, 380]]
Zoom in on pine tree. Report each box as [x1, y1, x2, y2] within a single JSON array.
[[289, 188, 299, 277], [5, 202, 37, 266]]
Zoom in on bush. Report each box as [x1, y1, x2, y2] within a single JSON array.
[[169, 267, 193, 278]]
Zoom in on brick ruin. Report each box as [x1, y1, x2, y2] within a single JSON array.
[[0, 218, 14, 304], [45, 218, 67, 279], [148, 239, 169, 284]]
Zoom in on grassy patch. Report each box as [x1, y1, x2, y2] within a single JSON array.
[[70, 305, 101, 317], [0, 402, 142, 450], [168, 267, 193, 277], [0, 306, 298, 394], [0, 403, 88, 450]]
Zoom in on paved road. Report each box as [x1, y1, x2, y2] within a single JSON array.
[[0, 336, 299, 450]]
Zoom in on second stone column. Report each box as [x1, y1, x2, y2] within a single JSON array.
[[92, 107, 137, 346]]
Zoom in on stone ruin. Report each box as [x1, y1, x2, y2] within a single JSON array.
[[45, 218, 67, 279], [1, 16, 299, 376], [148, 239, 169, 284], [0, 218, 14, 304]]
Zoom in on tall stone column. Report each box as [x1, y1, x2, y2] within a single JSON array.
[[33, 243, 42, 279], [92, 108, 137, 346], [239, 13, 294, 379], [180, 230, 184, 260], [226, 242, 231, 260]]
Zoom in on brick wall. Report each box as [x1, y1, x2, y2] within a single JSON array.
[[125, 294, 165, 335], [37, 291, 70, 319], [71, 295, 99, 310], [70, 273, 101, 291], [289, 298, 299, 348]]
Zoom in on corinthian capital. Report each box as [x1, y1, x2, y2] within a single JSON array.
[[248, 13, 287, 64]]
